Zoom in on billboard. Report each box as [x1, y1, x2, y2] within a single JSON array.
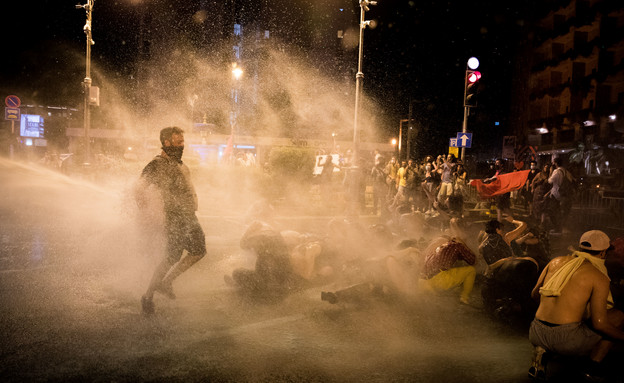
[[20, 114, 44, 138]]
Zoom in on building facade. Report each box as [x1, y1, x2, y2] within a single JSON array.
[[518, 0, 624, 162]]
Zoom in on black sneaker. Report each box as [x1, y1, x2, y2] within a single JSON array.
[[141, 295, 155, 315], [321, 291, 338, 304], [155, 281, 176, 300]]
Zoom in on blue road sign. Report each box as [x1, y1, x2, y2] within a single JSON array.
[[449, 138, 458, 147], [456, 132, 473, 148], [5, 107, 20, 121]]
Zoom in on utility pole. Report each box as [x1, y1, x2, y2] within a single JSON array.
[[349, 0, 377, 217], [76, 0, 95, 164]]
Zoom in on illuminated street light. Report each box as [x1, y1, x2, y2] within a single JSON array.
[[467, 57, 480, 70], [349, 0, 377, 216], [229, 63, 243, 162], [232, 65, 243, 80], [353, 0, 377, 164], [391, 138, 397, 158]]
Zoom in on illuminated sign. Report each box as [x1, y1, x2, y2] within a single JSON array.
[[20, 114, 44, 138]]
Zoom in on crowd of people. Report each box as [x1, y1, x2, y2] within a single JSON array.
[[135, 128, 624, 382]]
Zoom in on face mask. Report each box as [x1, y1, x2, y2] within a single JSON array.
[[426, 166, 432, 171], [163, 145, 184, 163], [530, 164, 536, 170]]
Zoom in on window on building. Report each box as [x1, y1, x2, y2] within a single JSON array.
[[234, 24, 241, 36], [552, 42, 565, 57], [264, 30, 270, 39], [233, 45, 240, 59]]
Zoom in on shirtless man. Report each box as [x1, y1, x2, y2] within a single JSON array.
[[528, 230, 624, 381]]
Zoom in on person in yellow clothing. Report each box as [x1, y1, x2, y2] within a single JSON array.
[[417, 237, 477, 304], [528, 230, 624, 381], [389, 160, 408, 213]]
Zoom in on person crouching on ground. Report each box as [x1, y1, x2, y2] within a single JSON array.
[[528, 230, 624, 381]]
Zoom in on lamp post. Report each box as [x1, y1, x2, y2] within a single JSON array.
[[230, 63, 243, 162], [348, 0, 376, 217], [352, 0, 377, 166], [391, 138, 397, 159], [76, 0, 95, 164]]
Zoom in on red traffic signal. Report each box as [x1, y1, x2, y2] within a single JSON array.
[[464, 70, 482, 107], [467, 71, 481, 84]]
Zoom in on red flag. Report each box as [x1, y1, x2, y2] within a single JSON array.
[[470, 170, 530, 199]]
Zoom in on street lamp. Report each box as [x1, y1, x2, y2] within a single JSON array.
[[347, 0, 376, 217], [76, 0, 95, 164], [352, 0, 377, 166], [229, 63, 243, 161], [391, 138, 397, 159]]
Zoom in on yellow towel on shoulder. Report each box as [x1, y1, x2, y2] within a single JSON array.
[[540, 251, 613, 309]]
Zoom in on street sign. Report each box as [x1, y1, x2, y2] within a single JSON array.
[[449, 137, 458, 147], [456, 132, 472, 148], [5, 107, 20, 121], [5, 95, 21, 108]]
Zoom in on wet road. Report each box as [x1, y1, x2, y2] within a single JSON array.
[[0, 159, 604, 382], [0, 248, 535, 383]]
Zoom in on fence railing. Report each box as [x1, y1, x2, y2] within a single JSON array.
[[464, 185, 624, 233]]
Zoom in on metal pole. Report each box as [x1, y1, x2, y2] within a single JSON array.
[[352, 4, 365, 166], [398, 119, 403, 161], [461, 69, 468, 162], [80, 0, 95, 164], [406, 99, 413, 160]]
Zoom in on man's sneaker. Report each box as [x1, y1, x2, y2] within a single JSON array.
[[141, 295, 155, 315], [528, 346, 547, 380], [155, 281, 176, 300], [321, 291, 338, 304]]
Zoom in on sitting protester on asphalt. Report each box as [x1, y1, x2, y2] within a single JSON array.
[[226, 221, 302, 301], [528, 230, 624, 381], [478, 218, 527, 270], [416, 236, 477, 305]]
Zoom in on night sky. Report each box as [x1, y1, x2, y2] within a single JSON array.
[[1, 0, 541, 155]]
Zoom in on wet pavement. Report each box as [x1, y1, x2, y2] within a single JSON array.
[[0, 159, 621, 382]]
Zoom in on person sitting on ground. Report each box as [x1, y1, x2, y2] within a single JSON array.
[[528, 230, 624, 381], [478, 218, 527, 270], [416, 235, 477, 305], [509, 226, 551, 272], [478, 219, 540, 320], [226, 221, 301, 300]]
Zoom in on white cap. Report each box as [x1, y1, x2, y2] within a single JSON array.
[[579, 230, 611, 252]]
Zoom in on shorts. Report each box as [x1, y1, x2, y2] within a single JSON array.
[[438, 182, 454, 198], [165, 213, 206, 262], [528, 318, 602, 356]]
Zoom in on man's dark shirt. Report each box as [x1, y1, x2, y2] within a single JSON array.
[[141, 155, 196, 217], [480, 232, 513, 265]]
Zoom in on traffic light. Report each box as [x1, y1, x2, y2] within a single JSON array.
[[464, 70, 481, 107]]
